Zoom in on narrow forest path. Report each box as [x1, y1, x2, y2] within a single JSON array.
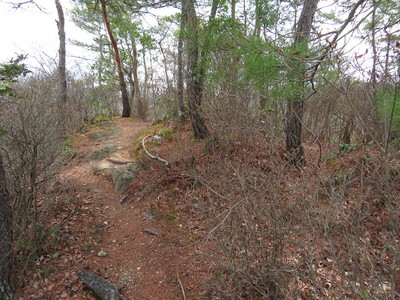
[[16, 118, 209, 300], [17, 117, 210, 299]]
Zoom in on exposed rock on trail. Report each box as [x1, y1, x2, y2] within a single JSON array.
[[14, 117, 211, 300], [112, 166, 139, 194], [78, 271, 123, 300]]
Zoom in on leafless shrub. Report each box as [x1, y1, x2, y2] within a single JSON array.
[[175, 57, 400, 298], [0, 75, 66, 250], [66, 74, 121, 126], [186, 140, 399, 299], [204, 95, 275, 149], [304, 82, 384, 147], [151, 89, 178, 122]]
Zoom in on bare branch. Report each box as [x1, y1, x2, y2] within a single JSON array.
[[141, 134, 169, 165]]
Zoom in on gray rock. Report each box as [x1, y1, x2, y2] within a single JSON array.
[[143, 210, 158, 220], [78, 271, 123, 300], [112, 166, 139, 194], [143, 228, 159, 235], [98, 250, 108, 257], [89, 131, 114, 142], [91, 145, 118, 160], [93, 162, 111, 175]]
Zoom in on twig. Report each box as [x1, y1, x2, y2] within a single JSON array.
[[326, 80, 385, 152], [107, 158, 134, 165], [142, 134, 169, 165], [177, 273, 187, 300], [205, 199, 245, 244], [182, 173, 245, 243], [385, 82, 398, 155]]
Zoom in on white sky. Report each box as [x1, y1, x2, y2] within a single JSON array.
[[0, 0, 375, 79], [0, 0, 93, 71]]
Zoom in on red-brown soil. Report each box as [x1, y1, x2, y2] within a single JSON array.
[[14, 117, 212, 300], [13, 117, 400, 299]]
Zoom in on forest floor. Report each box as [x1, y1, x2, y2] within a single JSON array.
[[13, 116, 400, 299], [15, 117, 213, 300]]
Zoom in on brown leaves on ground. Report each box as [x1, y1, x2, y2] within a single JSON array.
[[14, 117, 400, 299]]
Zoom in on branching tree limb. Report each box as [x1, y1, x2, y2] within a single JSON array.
[[141, 135, 169, 165]]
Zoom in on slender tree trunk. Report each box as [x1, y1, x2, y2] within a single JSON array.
[[197, 0, 219, 96], [0, 155, 13, 300], [131, 36, 146, 118], [243, 0, 247, 35], [254, 0, 261, 37], [285, 0, 319, 167], [158, 41, 171, 91], [100, 0, 131, 117], [142, 48, 149, 100], [55, 0, 67, 103], [188, 0, 219, 115], [371, 0, 377, 92], [185, 0, 209, 139], [177, 13, 186, 121], [98, 37, 103, 87]]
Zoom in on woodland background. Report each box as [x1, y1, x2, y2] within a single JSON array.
[[0, 0, 399, 299]]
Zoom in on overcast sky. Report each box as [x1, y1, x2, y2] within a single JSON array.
[[0, 0, 93, 71]]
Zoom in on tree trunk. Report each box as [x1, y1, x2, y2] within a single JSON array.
[[285, 0, 319, 167], [142, 48, 149, 100], [0, 155, 13, 300], [158, 41, 171, 91], [100, 0, 131, 117], [254, 0, 261, 38], [177, 14, 186, 121], [185, 0, 209, 139], [55, 0, 67, 103], [132, 38, 146, 118], [370, 0, 377, 92]]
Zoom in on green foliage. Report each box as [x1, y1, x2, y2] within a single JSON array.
[[61, 138, 75, 156], [39, 269, 52, 278], [375, 85, 400, 134], [0, 55, 30, 97], [240, 37, 281, 93], [42, 224, 61, 247], [339, 143, 357, 153], [320, 11, 343, 23], [90, 114, 111, 124], [322, 152, 338, 162]]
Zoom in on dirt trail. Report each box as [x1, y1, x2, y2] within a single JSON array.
[[52, 117, 206, 300]]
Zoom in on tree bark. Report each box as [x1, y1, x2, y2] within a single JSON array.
[[0, 155, 13, 300], [285, 0, 319, 167], [158, 41, 171, 91], [185, 0, 209, 139], [254, 0, 261, 38], [370, 0, 377, 91], [177, 14, 186, 121], [100, 0, 131, 117], [131, 37, 146, 118], [55, 0, 67, 103], [142, 48, 149, 100]]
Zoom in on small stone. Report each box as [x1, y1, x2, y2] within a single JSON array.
[[61, 292, 68, 298], [98, 250, 108, 257], [382, 283, 391, 292], [143, 210, 157, 220], [143, 228, 159, 236]]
